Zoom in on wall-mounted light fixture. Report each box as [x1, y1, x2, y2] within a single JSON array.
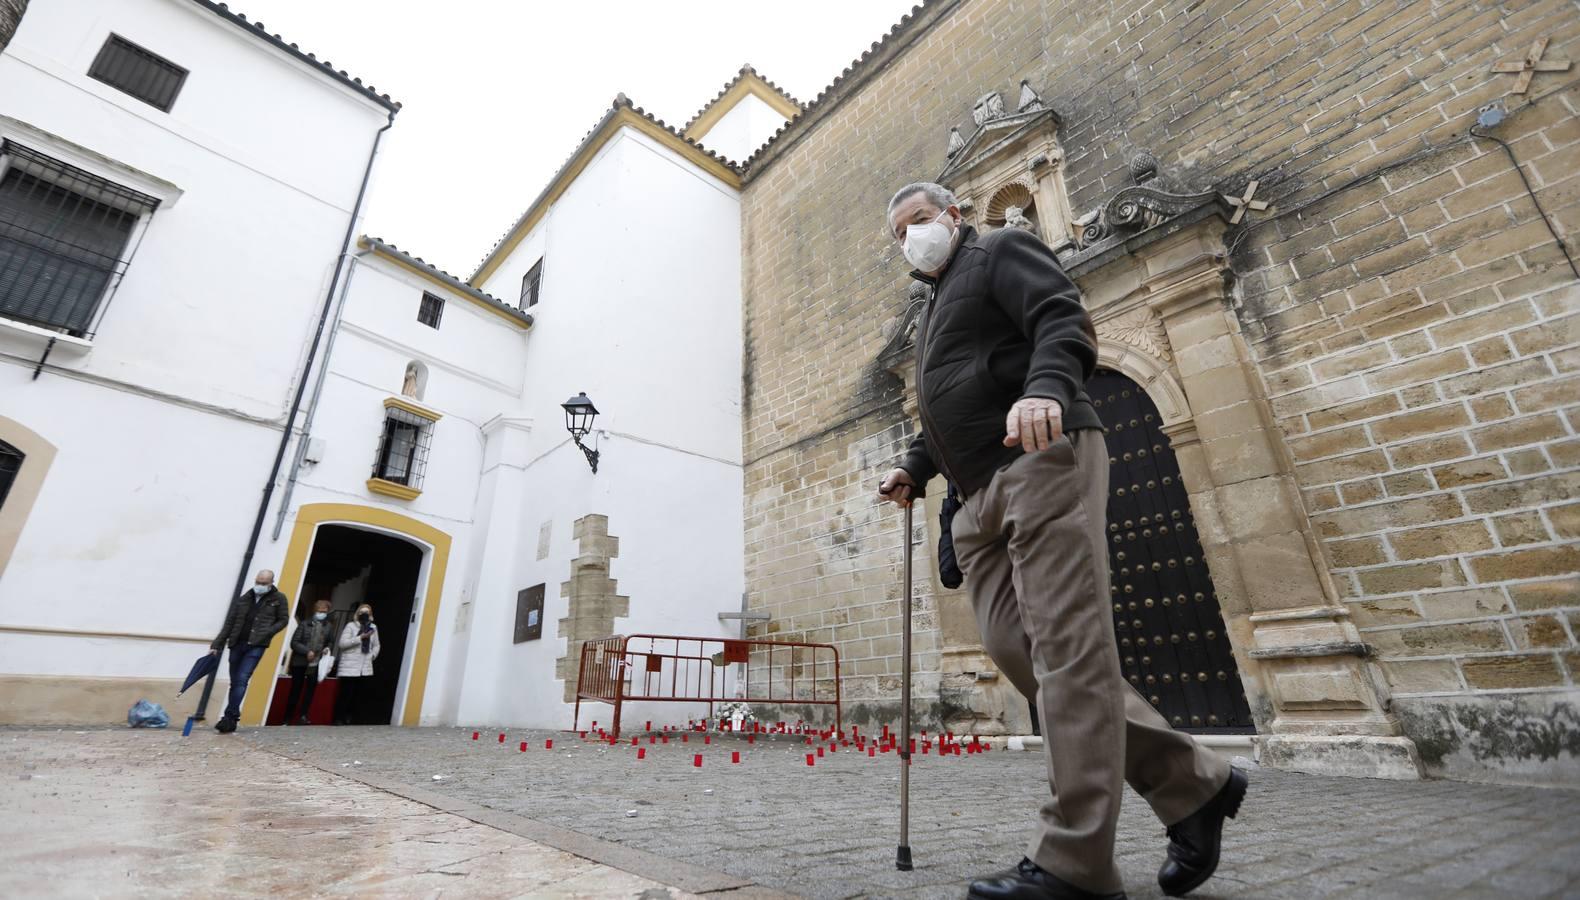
[[561, 392, 600, 473]]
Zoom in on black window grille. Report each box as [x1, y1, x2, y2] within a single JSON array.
[[418, 291, 444, 328], [88, 35, 188, 112], [520, 258, 543, 309], [0, 142, 158, 337], [0, 439, 21, 512], [370, 407, 433, 490]]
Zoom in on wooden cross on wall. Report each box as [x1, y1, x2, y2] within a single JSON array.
[[1223, 179, 1268, 225], [1492, 38, 1571, 95]]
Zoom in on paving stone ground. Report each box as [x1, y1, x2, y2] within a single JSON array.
[[0, 727, 702, 898], [244, 724, 1580, 900]]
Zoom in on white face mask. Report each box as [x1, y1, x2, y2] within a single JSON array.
[[902, 211, 955, 272], [252, 584, 270, 595], [313, 612, 328, 621]]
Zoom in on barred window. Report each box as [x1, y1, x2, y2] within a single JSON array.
[[370, 407, 433, 490], [88, 35, 188, 112], [520, 258, 543, 309], [418, 292, 443, 328], [0, 142, 158, 337], [0, 439, 21, 512]]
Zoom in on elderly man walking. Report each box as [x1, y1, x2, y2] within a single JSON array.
[[207, 569, 290, 734], [876, 183, 1246, 900]]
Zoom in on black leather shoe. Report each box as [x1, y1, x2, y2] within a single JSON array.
[[214, 717, 237, 734], [1158, 767, 1248, 896], [967, 858, 1127, 900]]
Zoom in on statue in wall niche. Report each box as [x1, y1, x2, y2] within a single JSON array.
[[1003, 205, 1036, 233], [401, 363, 419, 398]]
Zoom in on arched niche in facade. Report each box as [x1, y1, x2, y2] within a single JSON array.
[[0, 415, 57, 581], [401, 360, 429, 401]]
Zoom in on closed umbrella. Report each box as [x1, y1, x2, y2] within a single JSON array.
[[178, 652, 219, 695]]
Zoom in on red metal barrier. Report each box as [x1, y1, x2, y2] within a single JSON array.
[[573, 633, 841, 738]]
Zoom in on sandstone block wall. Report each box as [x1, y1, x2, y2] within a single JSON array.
[[741, 0, 1578, 779]]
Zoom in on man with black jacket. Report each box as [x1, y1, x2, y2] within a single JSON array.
[[876, 183, 1245, 900], [207, 569, 290, 733]]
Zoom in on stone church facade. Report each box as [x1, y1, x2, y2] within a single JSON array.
[[738, 0, 1578, 784]]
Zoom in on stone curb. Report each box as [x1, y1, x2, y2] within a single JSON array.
[[258, 746, 800, 899]]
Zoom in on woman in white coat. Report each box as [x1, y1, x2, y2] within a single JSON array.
[[333, 602, 379, 725]]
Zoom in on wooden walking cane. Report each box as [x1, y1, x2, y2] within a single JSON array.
[[896, 501, 914, 871]]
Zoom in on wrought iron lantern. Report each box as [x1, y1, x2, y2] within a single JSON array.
[[561, 392, 600, 473]]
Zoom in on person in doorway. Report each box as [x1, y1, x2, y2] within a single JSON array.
[[208, 569, 290, 734], [876, 182, 1245, 900], [333, 603, 379, 726], [283, 599, 335, 725]]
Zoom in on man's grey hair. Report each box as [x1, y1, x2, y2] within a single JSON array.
[[886, 182, 958, 228]]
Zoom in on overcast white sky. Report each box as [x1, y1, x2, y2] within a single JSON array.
[[253, 1, 920, 278]]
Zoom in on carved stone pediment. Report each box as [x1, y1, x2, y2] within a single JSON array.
[[932, 79, 1076, 250], [937, 103, 1063, 185]]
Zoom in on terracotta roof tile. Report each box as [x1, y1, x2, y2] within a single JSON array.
[[362, 236, 531, 325], [743, 2, 939, 170], [469, 94, 741, 280], [192, 1, 401, 111], [681, 64, 804, 133]]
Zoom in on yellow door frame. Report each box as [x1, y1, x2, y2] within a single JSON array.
[[239, 502, 452, 726]]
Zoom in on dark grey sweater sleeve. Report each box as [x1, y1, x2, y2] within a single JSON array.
[[986, 228, 1097, 415]]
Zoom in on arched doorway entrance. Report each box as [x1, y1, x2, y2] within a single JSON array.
[[1091, 369, 1254, 733], [240, 503, 451, 726], [264, 525, 423, 725]]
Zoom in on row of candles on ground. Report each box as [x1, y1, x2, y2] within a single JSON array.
[[468, 719, 995, 766]]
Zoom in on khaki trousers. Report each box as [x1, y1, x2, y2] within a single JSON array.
[[951, 429, 1230, 894]]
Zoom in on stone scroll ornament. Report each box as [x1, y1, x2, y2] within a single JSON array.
[[1079, 183, 1221, 248]]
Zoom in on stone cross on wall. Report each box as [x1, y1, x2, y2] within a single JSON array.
[[1223, 179, 1269, 225], [1491, 37, 1571, 95]]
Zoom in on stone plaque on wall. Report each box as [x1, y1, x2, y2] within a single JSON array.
[[514, 584, 545, 643], [537, 520, 552, 560]]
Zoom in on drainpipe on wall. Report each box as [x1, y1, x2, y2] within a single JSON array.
[[192, 108, 396, 723], [269, 247, 370, 542]]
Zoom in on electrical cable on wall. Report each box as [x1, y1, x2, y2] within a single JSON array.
[[1470, 103, 1580, 281], [1224, 92, 1578, 283]]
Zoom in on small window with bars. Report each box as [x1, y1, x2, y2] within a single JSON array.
[[370, 407, 433, 490], [418, 292, 443, 329], [88, 35, 188, 112], [0, 142, 159, 337], [520, 258, 543, 309]]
